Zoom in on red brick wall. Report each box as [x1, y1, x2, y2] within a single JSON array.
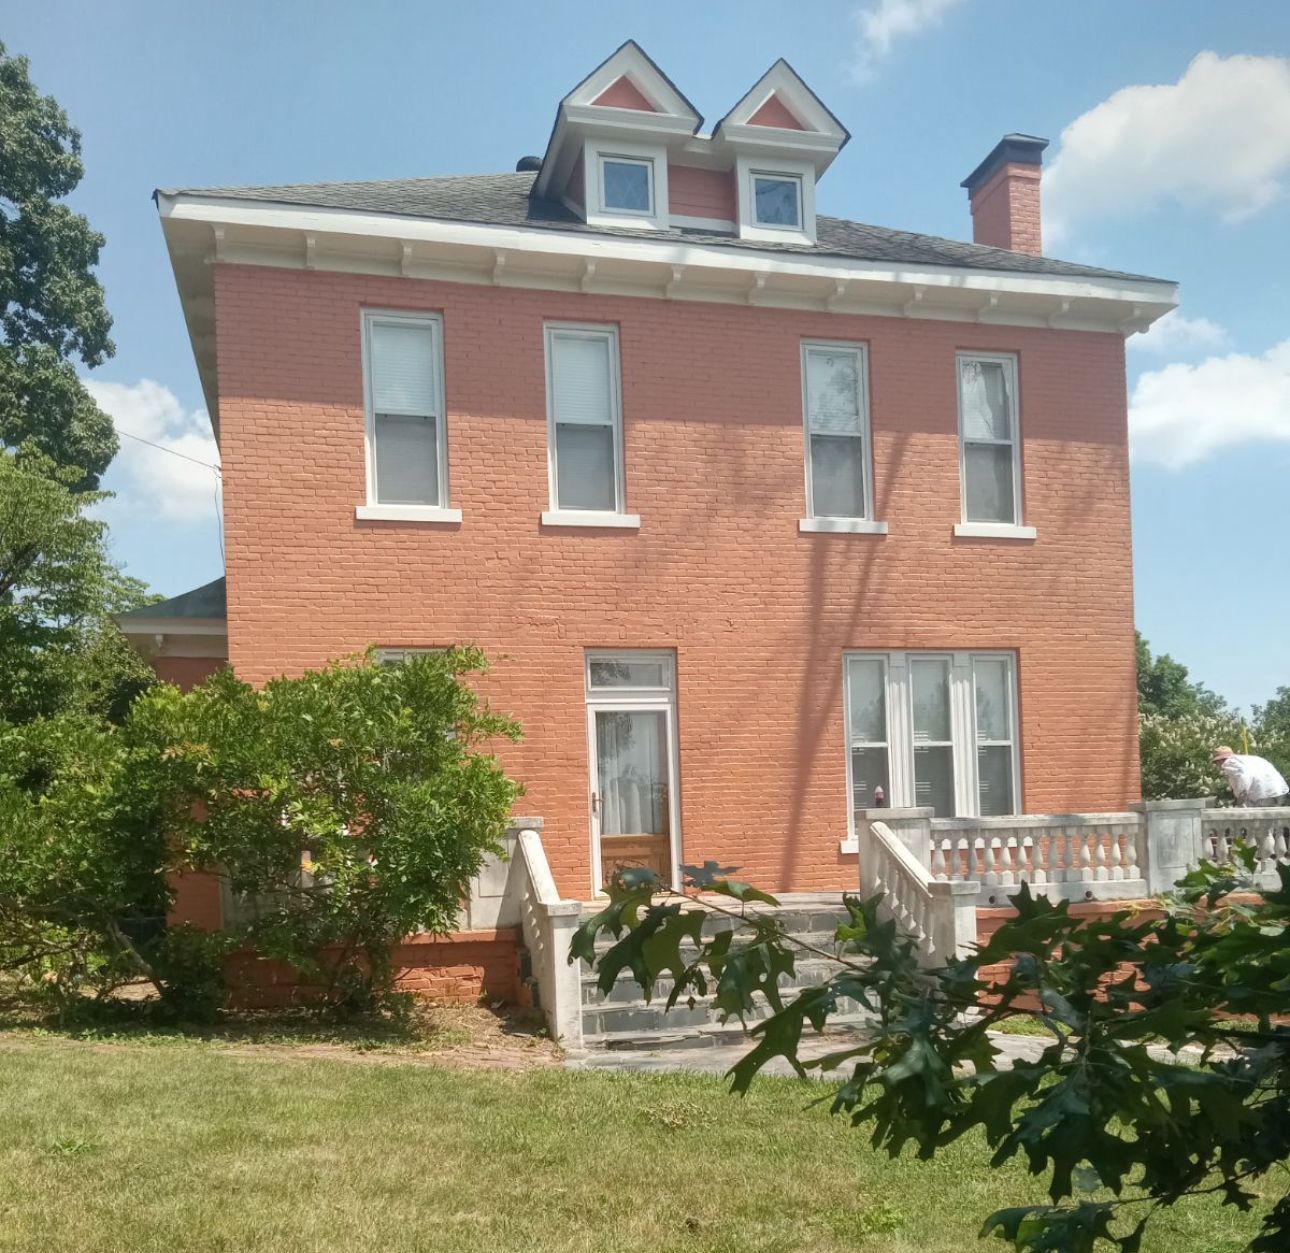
[[969, 162, 1043, 254], [154, 655, 225, 691], [214, 263, 1139, 898], [225, 929, 523, 1009]]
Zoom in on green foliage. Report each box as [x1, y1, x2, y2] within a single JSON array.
[[0, 649, 522, 1018], [0, 40, 116, 488], [1135, 634, 1227, 721], [0, 449, 155, 725], [1136, 635, 1290, 801], [575, 860, 1290, 1252]]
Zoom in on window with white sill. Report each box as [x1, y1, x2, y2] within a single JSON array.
[[362, 311, 448, 509], [845, 651, 1019, 827], [958, 353, 1022, 526], [545, 324, 625, 516], [600, 156, 654, 216], [802, 342, 872, 521], [752, 173, 802, 228]]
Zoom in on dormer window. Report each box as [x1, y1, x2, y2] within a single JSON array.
[[752, 173, 802, 228], [601, 156, 654, 216]]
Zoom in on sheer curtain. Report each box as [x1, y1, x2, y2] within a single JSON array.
[[596, 711, 667, 836]]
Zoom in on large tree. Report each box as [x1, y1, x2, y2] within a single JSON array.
[[0, 450, 153, 724], [0, 39, 116, 488]]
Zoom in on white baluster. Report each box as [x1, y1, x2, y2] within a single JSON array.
[[1095, 833, 1110, 881], [929, 839, 945, 881], [972, 837, 987, 881], [984, 837, 1001, 885], [1258, 827, 1276, 877], [1020, 835, 1036, 883], [1079, 832, 1094, 882], [1001, 836, 1018, 886], [1121, 831, 1139, 882]]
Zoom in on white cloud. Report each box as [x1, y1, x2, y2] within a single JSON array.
[[1129, 340, 1290, 468], [1128, 310, 1230, 357], [851, 0, 967, 80], [84, 378, 221, 522], [1045, 52, 1290, 242]]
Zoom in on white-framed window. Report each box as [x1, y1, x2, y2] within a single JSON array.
[[844, 651, 1020, 826], [752, 172, 802, 228], [600, 155, 654, 217], [373, 647, 445, 665], [802, 342, 873, 521], [544, 324, 626, 519], [957, 353, 1021, 526], [359, 310, 456, 522]]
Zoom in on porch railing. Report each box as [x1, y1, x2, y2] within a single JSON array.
[[856, 799, 1290, 955]]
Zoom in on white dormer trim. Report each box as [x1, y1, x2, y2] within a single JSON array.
[[735, 154, 817, 245], [535, 42, 702, 204], [715, 59, 849, 163], [564, 42, 700, 122], [583, 136, 671, 232]]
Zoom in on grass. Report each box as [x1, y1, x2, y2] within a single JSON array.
[[0, 1031, 1269, 1253]]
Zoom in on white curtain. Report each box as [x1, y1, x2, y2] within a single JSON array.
[[960, 360, 1010, 441], [597, 711, 666, 836]]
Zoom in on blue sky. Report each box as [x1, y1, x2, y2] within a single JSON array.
[[8, 1, 1290, 709]]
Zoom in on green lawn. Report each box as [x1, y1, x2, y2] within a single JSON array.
[[0, 1033, 1266, 1253]]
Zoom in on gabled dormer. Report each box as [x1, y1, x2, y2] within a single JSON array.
[[711, 59, 850, 245], [533, 41, 703, 232], [533, 43, 848, 243]]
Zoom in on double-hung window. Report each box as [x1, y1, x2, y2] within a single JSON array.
[[957, 353, 1022, 527], [802, 342, 873, 523], [360, 311, 454, 520], [544, 324, 633, 525], [844, 651, 1020, 827]]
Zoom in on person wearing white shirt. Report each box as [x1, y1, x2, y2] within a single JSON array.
[[1212, 746, 1289, 806]]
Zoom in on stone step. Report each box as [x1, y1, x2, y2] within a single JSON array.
[[584, 1010, 876, 1054], [578, 955, 854, 1007], [581, 990, 868, 1039]]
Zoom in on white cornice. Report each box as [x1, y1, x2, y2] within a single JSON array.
[[158, 194, 1176, 312]]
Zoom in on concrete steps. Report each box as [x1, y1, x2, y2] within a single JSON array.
[[578, 897, 874, 1053]]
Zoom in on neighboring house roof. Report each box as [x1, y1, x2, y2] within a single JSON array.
[[117, 577, 227, 633], [155, 171, 1164, 285]]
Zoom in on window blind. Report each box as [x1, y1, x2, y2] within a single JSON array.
[[371, 320, 438, 417]]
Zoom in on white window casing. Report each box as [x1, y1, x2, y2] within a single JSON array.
[[842, 650, 1021, 848], [581, 137, 670, 231], [800, 340, 878, 528], [735, 154, 816, 244], [956, 352, 1025, 534], [544, 323, 629, 521], [358, 310, 458, 523]]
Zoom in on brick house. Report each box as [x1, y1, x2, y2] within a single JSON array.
[[124, 42, 1176, 936]]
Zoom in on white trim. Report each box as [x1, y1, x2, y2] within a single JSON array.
[[718, 60, 849, 152], [800, 339, 875, 524], [668, 213, 737, 233], [952, 522, 1037, 540], [541, 510, 641, 529], [543, 322, 629, 519], [360, 309, 450, 510], [735, 155, 816, 244], [841, 650, 1021, 846], [957, 351, 1022, 528], [161, 197, 1181, 316], [584, 137, 670, 231], [584, 649, 682, 894], [356, 504, 462, 523], [116, 618, 227, 638], [798, 517, 887, 535]]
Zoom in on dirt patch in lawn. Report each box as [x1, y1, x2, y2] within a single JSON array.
[[0, 1001, 562, 1071]]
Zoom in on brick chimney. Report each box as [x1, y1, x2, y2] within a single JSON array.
[[961, 134, 1048, 255]]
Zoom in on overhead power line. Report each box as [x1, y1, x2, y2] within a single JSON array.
[[117, 427, 222, 474]]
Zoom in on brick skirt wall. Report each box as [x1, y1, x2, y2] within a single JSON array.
[[224, 929, 524, 1009]]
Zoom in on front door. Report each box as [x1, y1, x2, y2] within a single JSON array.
[[585, 651, 680, 892]]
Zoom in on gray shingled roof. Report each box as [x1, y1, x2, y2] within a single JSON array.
[[117, 577, 226, 625], [159, 171, 1165, 285]]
